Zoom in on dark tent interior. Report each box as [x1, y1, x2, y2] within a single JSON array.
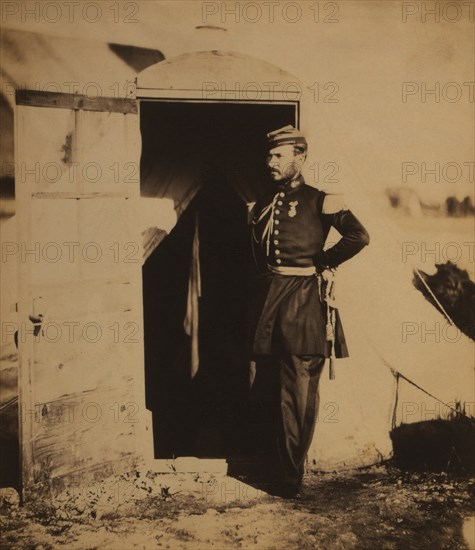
[[140, 100, 296, 460]]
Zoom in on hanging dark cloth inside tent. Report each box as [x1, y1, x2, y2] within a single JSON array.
[[143, 171, 255, 458]]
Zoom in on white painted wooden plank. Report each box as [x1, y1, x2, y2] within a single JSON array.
[[76, 110, 141, 196], [15, 106, 76, 194]]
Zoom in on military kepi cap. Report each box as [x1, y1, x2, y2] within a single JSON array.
[[267, 125, 307, 150]]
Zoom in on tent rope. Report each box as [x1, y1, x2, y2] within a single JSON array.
[[372, 345, 472, 421]]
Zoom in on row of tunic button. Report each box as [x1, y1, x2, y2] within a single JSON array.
[[272, 191, 285, 264]]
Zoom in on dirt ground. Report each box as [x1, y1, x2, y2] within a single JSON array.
[[1, 465, 474, 550]]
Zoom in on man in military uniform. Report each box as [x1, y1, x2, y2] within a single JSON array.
[[248, 125, 370, 498]]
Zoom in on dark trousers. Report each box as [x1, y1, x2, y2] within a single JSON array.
[[251, 353, 326, 487]]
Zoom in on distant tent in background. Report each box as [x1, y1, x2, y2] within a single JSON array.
[[386, 185, 474, 218]]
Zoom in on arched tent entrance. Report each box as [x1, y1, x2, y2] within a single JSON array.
[[137, 51, 301, 461]]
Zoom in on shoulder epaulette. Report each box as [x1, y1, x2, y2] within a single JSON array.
[[322, 194, 348, 214]]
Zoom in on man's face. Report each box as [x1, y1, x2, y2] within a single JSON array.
[[266, 144, 305, 182]]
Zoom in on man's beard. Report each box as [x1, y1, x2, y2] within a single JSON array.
[[270, 169, 299, 183]]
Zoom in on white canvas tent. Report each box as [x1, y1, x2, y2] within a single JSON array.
[[0, 24, 473, 497]]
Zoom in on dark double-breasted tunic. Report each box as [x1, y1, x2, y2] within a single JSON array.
[[249, 175, 370, 357]]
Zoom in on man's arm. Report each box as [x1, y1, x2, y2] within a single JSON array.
[[314, 194, 370, 271]]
